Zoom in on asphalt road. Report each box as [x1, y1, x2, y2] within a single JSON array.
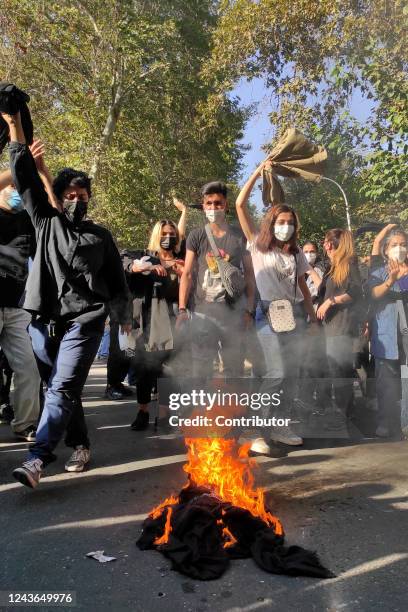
[[0, 361, 407, 612]]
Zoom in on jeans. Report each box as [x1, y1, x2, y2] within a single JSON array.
[[28, 318, 102, 464], [325, 334, 355, 416], [0, 307, 40, 432], [375, 358, 402, 435], [256, 305, 306, 429], [191, 303, 247, 378]]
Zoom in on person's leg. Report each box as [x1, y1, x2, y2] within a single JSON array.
[[375, 358, 402, 437], [27, 321, 101, 464], [190, 311, 220, 379], [251, 311, 302, 448], [0, 308, 41, 434], [106, 320, 131, 395], [325, 334, 354, 416]]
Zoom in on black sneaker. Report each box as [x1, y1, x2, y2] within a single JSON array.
[[0, 403, 14, 424], [105, 386, 125, 400], [117, 383, 134, 397], [131, 410, 150, 431], [15, 426, 37, 442]]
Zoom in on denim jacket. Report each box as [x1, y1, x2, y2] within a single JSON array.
[[368, 264, 406, 360]]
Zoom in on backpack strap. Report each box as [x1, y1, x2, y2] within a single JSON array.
[[204, 224, 222, 259]]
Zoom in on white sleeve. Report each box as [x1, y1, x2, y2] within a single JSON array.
[[297, 250, 310, 276]]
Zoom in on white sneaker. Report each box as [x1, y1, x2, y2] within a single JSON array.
[[250, 437, 271, 455], [270, 425, 303, 446], [13, 458, 43, 489], [65, 446, 90, 472]]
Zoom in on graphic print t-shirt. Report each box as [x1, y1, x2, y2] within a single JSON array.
[[186, 225, 246, 305]]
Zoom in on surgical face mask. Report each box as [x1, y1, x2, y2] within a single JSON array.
[[64, 199, 88, 225], [388, 245, 407, 263], [7, 189, 24, 213], [205, 209, 225, 223], [160, 236, 177, 251], [274, 223, 294, 242], [304, 252, 317, 265]]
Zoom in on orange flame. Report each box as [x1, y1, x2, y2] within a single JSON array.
[[149, 437, 283, 546], [154, 506, 173, 545]]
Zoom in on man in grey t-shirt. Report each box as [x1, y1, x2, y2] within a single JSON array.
[[177, 181, 256, 377]]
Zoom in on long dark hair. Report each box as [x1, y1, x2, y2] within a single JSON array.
[[256, 204, 299, 254]]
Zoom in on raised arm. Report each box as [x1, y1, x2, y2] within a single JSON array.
[[173, 197, 187, 240], [29, 139, 61, 211], [0, 169, 13, 191], [372, 224, 398, 256], [2, 111, 57, 226], [235, 160, 267, 243]]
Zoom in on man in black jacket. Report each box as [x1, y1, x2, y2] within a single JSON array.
[[0, 173, 40, 440], [2, 109, 131, 489]]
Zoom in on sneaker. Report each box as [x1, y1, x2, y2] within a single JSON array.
[[104, 386, 125, 400], [131, 409, 150, 431], [65, 445, 90, 472], [117, 384, 133, 397], [0, 403, 14, 424], [13, 458, 43, 489], [14, 426, 36, 442], [250, 437, 271, 455], [270, 425, 303, 446]]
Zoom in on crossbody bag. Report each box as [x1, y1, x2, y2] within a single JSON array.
[[204, 224, 245, 300], [266, 254, 298, 333]]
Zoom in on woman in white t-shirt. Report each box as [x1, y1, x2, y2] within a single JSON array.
[[235, 160, 319, 451]]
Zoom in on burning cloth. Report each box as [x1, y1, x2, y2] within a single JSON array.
[[137, 439, 333, 580]]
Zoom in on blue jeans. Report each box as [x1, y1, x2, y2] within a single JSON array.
[[28, 319, 102, 464], [256, 304, 306, 419]]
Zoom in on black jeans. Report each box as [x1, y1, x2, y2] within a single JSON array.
[[375, 358, 402, 435], [107, 321, 130, 388]]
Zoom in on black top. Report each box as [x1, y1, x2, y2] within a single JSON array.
[[10, 142, 130, 325], [319, 259, 363, 336], [0, 208, 35, 307]]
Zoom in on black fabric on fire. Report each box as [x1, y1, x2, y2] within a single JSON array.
[[137, 484, 334, 581]]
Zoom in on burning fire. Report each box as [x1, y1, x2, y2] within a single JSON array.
[[151, 438, 283, 547]]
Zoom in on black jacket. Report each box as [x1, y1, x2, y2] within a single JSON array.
[[10, 142, 130, 324], [0, 208, 35, 307]]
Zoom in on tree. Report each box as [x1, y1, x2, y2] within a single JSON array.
[[201, 0, 407, 233], [0, 0, 247, 245]]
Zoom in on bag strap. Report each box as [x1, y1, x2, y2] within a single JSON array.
[[293, 253, 298, 305], [204, 224, 222, 259]]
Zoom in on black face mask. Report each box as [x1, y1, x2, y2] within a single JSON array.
[[160, 236, 177, 251], [64, 200, 88, 225]]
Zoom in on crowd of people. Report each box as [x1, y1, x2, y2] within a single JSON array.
[[0, 93, 407, 491]]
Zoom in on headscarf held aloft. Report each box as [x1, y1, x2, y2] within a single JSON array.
[[262, 128, 327, 206]]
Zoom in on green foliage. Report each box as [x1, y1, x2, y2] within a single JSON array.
[[203, 0, 407, 243], [0, 0, 246, 246]]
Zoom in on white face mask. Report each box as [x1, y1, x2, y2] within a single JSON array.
[[205, 209, 225, 223], [388, 245, 407, 263], [304, 252, 317, 265], [274, 223, 294, 242]]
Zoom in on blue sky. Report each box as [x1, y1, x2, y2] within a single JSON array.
[[231, 77, 372, 208]]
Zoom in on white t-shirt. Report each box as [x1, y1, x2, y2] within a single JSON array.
[[248, 238, 310, 302]]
